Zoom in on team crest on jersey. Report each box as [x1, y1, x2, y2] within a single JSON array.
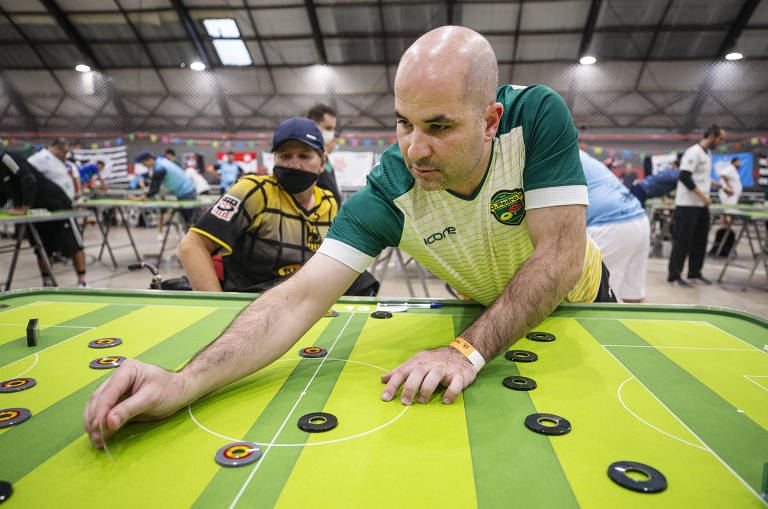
[[211, 194, 240, 222], [490, 189, 525, 225]]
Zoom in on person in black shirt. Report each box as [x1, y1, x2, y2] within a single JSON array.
[[0, 151, 88, 287]]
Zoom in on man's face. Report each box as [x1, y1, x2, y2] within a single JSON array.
[[395, 80, 486, 192], [733, 159, 741, 168], [317, 113, 337, 133], [273, 140, 324, 176], [140, 157, 155, 168], [226, 153, 234, 163], [712, 130, 725, 147], [50, 143, 70, 161], [97, 162, 104, 170], [165, 152, 175, 161]]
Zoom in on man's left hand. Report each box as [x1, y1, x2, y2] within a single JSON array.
[[380, 346, 477, 405]]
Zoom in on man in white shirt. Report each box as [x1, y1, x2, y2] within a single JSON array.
[[25, 138, 89, 287], [667, 125, 731, 287], [28, 138, 79, 199], [717, 157, 742, 205]]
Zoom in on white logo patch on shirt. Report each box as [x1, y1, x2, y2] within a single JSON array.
[[211, 194, 241, 222]]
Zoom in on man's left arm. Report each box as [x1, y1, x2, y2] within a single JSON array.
[[381, 204, 585, 405]]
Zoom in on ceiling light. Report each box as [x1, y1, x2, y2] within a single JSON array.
[[190, 61, 206, 71], [725, 52, 743, 61], [212, 39, 252, 66], [579, 55, 597, 65], [75, 64, 91, 73], [203, 19, 240, 38]]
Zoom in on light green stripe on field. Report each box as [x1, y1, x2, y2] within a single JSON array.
[[579, 318, 768, 508]]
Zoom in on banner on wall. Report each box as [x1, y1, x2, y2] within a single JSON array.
[[711, 152, 754, 187], [329, 152, 375, 189], [650, 153, 677, 175], [71, 145, 129, 187], [215, 151, 259, 174]]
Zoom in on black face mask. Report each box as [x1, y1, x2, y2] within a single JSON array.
[[272, 165, 318, 194]]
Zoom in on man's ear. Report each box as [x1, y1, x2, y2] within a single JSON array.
[[483, 102, 504, 142]]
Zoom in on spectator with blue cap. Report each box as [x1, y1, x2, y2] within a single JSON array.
[[177, 117, 378, 295]]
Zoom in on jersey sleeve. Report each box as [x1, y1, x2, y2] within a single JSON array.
[[320, 159, 405, 272], [498, 85, 586, 210], [190, 177, 266, 255]]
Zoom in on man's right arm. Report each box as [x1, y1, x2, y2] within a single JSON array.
[[83, 252, 360, 448], [177, 232, 224, 291]]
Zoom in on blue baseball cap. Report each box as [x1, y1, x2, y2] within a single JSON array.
[[271, 117, 324, 152], [134, 151, 154, 163]]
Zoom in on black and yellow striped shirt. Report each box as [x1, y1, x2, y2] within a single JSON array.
[[191, 175, 338, 292]]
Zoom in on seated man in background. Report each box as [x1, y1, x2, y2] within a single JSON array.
[[178, 117, 378, 295], [581, 150, 650, 302], [78, 160, 109, 192], [0, 151, 88, 287]]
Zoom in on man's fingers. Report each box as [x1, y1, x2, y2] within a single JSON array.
[[83, 378, 110, 433], [381, 370, 407, 401], [105, 388, 157, 432], [443, 374, 465, 404], [400, 368, 427, 405], [417, 368, 446, 404], [88, 362, 138, 432]]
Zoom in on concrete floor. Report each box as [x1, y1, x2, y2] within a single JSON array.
[[2, 219, 767, 318]]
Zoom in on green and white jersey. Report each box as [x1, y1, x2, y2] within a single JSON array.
[[318, 85, 603, 306]]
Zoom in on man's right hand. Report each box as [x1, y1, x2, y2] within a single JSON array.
[[7, 207, 29, 216], [83, 359, 191, 449]]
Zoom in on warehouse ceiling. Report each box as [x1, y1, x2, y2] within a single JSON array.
[[0, 0, 767, 134]]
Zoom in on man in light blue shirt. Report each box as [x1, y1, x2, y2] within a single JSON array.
[[581, 150, 650, 302], [131, 151, 197, 223], [217, 151, 242, 193]]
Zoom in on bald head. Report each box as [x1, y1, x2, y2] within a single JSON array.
[[395, 26, 498, 112]]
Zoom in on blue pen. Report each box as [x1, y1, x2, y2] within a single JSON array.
[[407, 302, 443, 309]]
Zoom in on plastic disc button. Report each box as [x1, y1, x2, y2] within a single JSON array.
[[524, 413, 571, 436], [88, 338, 123, 349], [0, 378, 36, 393], [370, 311, 392, 319], [526, 331, 556, 342], [0, 408, 31, 429], [298, 347, 327, 358], [505, 350, 538, 362], [214, 442, 262, 468], [89, 356, 127, 370], [298, 412, 338, 432], [502, 376, 537, 391], [608, 461, 667, 493]]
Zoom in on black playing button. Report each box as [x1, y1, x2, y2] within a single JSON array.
[[526, 331, 555, 342], [502, 376, 537, 391], [370, 311, 392, 319], [298, 412, 338, 432], [607, 461, 667, 493], [505, 350, 538, 362], [524, 413, 571, 436], [0, 481, 12, 503]]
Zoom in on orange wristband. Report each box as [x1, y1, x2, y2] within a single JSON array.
[[449, 337, 486, 371]]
